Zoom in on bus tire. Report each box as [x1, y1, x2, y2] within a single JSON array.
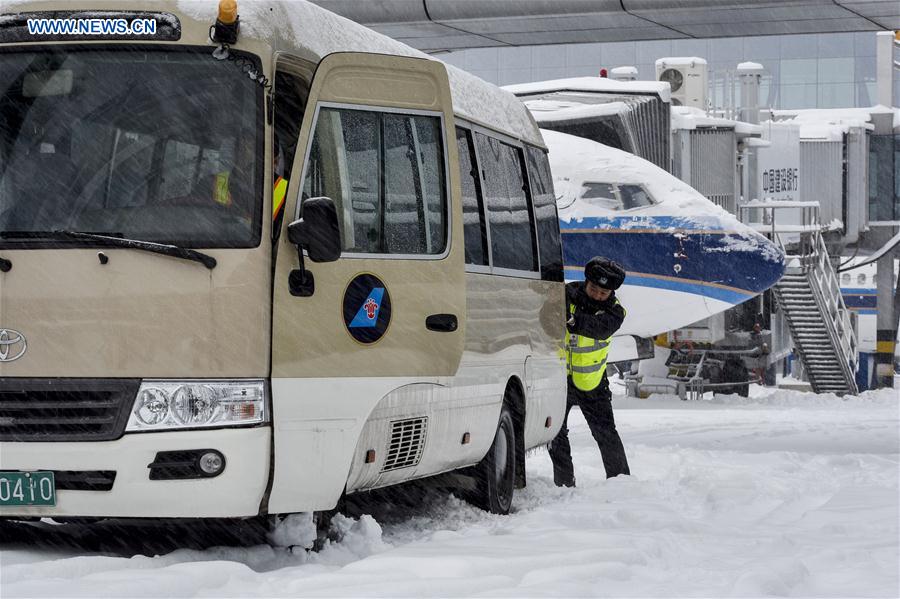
[[470, 403, 516, 515]]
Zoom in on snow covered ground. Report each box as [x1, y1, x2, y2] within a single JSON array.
[[2, 384, 898, 598]]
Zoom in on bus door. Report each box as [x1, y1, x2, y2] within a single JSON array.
[[267, 53, 465, 512]]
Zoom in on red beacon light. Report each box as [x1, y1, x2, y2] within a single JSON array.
[[599, 68, 608, 78]]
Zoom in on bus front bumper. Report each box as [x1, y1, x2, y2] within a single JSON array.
[[0, 427, 270, 519]]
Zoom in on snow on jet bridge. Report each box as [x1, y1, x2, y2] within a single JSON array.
[[310, 1, 900, 52]]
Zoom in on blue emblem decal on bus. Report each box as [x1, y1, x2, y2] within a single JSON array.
[[343, 274, 392, 344], [349, 288, 384, 328]]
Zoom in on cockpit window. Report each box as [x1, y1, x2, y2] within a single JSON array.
[[580, 182, 617, 210], [580, 182, 655, 211]]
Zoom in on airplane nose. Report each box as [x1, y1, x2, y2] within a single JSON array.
[[707, 225, 785, 295]]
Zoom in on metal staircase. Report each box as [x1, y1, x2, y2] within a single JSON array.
[[741, 201, 859, 395]]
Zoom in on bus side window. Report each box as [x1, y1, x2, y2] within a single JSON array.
[[456, 127, 488, 266], [475, 133, 537, 273], [383, 113, 446, 254], [300, 107, 447, 255], [525, 145, 563, 282], [273, 62, 312, 239], [273, 69, 310, 184]]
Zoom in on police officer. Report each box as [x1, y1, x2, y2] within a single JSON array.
[[549, 256, 630, 486]]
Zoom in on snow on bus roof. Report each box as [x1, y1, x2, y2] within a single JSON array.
[[176, 0, 542, 146], [505, 77, 672, 103]]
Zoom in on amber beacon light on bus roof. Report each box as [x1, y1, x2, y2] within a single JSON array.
[[211, 0, 239, 45]]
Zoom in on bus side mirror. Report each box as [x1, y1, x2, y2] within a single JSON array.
[[286, 196, 341, 297], [287, 196, 341, 263]]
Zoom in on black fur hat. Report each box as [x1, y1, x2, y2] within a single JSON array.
[[585, 257, 626, 290]]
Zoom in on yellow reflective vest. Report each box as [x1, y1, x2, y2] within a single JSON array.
[[213, 171, 232, 206], [273, 176, 288, 219], [564, 299, 623, 391]]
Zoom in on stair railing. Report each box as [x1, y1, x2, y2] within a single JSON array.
[[802, 229, 859, 391], [737, 199, 820, 258], [739, 199, 859, 394]]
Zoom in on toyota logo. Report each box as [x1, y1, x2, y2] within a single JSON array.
[[0, 329, 27, 362]]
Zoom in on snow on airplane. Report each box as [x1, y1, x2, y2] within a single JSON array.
[[543, 129, 785, 352]]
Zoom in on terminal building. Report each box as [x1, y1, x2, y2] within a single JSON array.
[[437, 32, 898, 112]]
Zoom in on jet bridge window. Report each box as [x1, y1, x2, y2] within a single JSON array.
[[581, 182, 655, 211], [301, 106, 447, 255]]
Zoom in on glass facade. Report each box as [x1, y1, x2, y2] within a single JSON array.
[[868, 134, 900, 223], [440, 32, 897, 110]]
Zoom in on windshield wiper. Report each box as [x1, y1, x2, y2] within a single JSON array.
[[0, 230, 217, 270]]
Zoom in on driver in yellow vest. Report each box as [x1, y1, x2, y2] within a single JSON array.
[[215, 139, 289, 221], [272, 135, 288, 222], [549, 256, 630, 486]]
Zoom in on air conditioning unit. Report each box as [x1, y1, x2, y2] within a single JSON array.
[[655, 57, 708, 109]]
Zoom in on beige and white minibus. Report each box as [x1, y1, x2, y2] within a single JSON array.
[[0, 0, 566, 526]]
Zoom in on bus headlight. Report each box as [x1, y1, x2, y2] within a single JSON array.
[[126, 380, 267, 432]]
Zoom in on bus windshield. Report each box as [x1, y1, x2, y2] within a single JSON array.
[[0, 47, 263, 248]]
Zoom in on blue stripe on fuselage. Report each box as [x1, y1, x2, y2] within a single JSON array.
[[558, 215, 733, 232], [840, 288, 877, 310], [565, 267, 754, 305], [559, 216, 784, 298]]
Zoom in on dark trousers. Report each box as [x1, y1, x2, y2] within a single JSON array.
[[548, 377, 630, 486]]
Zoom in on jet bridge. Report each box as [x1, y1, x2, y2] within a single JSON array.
[[507, 79, 671, 171]]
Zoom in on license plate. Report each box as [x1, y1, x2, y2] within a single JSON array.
[[0, 471, 56, 506]]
